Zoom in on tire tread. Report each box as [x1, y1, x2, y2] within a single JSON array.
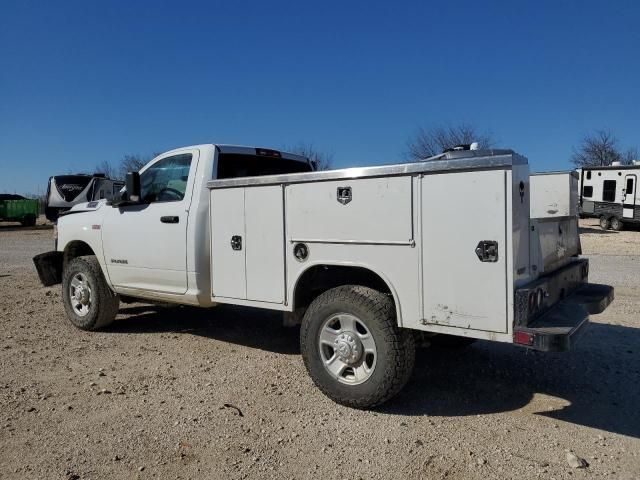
[[300, 285, 415, 408], [62, 255, 119, 330]]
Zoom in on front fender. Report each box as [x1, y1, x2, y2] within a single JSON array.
[[57, 211, 107, 273]]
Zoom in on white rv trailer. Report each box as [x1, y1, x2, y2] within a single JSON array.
[[45, 174, 125, 222], [577, 163, 640, 230]]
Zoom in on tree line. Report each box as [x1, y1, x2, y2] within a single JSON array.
[[93, 127, 637, 180], [94, 144, 334, 179]]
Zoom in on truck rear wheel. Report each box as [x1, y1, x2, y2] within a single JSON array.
[[610, 216, 624, 231], [599, 215, 610, 230], [62, 255, 119, 331], [300, 285, 415, 408]]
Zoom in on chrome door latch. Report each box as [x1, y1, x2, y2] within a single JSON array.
[[475, 240, 498, 262]]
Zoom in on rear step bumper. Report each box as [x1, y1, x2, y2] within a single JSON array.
[[513, 283, 614, 352]]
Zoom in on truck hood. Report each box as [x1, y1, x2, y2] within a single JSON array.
[[59, 199, 106, 216]]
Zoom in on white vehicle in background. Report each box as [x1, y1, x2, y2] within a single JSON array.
[[45, 174, 124, 222], [577, 162, 640, 230], [33, 144, 613, 408]]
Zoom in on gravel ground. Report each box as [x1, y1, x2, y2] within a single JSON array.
[[1, 221, 639, 479]]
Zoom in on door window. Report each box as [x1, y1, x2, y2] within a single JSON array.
[[626, 178, 634, 195], [140, 154, 192, 203], [602, 180, 616, 202]]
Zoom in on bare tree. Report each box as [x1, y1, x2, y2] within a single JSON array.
[[406, 124, 495, 161], [570, 129, 626, 167], [118, 154, 154, 179], [287, 143, 333, 171], [623, 147, 639, 164], [94, 160, 119, 179]]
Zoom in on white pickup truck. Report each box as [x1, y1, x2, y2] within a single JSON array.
[[34, 144, 613, 408]]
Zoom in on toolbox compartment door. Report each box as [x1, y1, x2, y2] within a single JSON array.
[[210, 188, 247, 300], [421, 170, 508, 332], [210, 186, 285, 303], [286, 176, 413, 244]]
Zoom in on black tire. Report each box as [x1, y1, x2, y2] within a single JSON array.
[[599, 215, 610, 230], [62, 255, 119, 331], [610, 216, 624, 231], [300, 285, 415, 408], [430, 334, 476, 349], [21, 214, 36, 227]]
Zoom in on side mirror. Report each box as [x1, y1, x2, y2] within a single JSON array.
[[125, 172, 141, 202]]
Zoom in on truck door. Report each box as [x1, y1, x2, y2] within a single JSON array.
[[102, 150, 198, 294], [623, 174, 636, 219]]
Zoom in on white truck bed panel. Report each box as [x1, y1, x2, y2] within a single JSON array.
[[530, 172, 578, 218], [285, 176, 413, 244], [530, 172, 581, 275], [421, 170, 508, 332], [210, 188, 246, 299], [207, 151, 532, 340], [245, 186, 285, 303]]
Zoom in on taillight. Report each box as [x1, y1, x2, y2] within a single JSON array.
[[514, 331, 534, 346]]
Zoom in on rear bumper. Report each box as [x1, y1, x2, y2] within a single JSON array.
[[513, 260, 614, 352], [33, 251, 63, 287]]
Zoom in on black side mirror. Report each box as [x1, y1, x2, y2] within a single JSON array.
[[126, 172, 141, 202]]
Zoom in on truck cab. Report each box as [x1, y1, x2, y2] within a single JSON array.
[[47, 145, 311, 306]]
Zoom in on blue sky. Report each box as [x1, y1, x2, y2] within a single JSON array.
[[1, 0, 639, 194]]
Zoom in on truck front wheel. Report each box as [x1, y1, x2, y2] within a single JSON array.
[[300, 285, 415, 408], [62, 255, 119, 331]]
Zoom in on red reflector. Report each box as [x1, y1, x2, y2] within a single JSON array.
[[255, 148, 281, 158], [514, 331, 534, 346]]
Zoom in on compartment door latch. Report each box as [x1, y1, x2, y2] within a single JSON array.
[[231, 235, 242, 251], [475, 240, 498, 262]]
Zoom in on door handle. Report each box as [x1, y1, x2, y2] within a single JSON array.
[[160, 216, 179, 224]]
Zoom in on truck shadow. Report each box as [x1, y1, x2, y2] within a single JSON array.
[[111, 303, 300, 355], [0, 224, 53, 232], [579, 226, 618, 235], [580, 223, 640, 234], [109, 306, 639, 438], [387, 322, 640, 438]]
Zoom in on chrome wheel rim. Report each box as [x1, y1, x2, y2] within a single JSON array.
[[69, 273, 92, 317], [318, 313, 377, 385]]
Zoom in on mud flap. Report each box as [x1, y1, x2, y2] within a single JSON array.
[[33, 251, 63, 286]]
